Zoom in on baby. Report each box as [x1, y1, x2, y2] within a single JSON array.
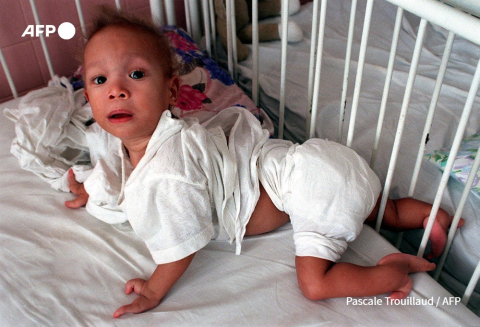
[[67, 7, 462, 318]]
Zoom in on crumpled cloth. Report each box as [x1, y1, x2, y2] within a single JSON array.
[[4, 76, 93, 192]]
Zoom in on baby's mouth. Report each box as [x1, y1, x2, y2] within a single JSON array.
[[108, 110, 133, 122], [109, 113, 132, 119]]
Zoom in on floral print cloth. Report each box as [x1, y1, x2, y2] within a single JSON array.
[[425, 132, 480, 197], [163, 26, 271, 132], [71, 26, 272, 134]]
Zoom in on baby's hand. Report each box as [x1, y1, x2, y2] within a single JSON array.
[[64, 169, 89, 208], [113, 279, 162, 318], [377, 253, 435, 299]]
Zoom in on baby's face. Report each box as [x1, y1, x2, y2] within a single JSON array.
[[83, 25, 178, 143]]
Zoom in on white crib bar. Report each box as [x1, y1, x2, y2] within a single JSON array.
[[306, 0, 321, 138], [208, 0, 217, 60], [434, 143, 480, 280], [74, 0, 86, 39], [418, 58, 480, 257], [370, 7, 403, 169], [308, 0, 327, 140], [29, 0, 54, 79], [225, 0, 235, 78], [387, 0, 480, 45], [150, 0, 164, 25], [346, 0, 374, 148], [0, 48, 18, 98], [375, 18, 428, 232], [251, 0, 260, 106], [164, 0, 176, 26], [409, 31, 455, 196], [463, 260, 480, 305], [278, 0, 291, 139], [201, 0, 212, 58], [337, 0, 357, 143]]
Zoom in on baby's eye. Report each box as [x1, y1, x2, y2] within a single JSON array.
[[129, 70, 145, 79], [93, 76, 107, 85]]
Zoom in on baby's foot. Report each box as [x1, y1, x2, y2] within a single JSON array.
[[423, 210, 464, 259]]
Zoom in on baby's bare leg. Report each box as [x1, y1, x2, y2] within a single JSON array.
[[245, 183, 290, 236], [366, 197, 464, 258], [296, 253, 435, 301]]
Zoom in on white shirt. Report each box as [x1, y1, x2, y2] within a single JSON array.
[[84, 107, 270, 264]]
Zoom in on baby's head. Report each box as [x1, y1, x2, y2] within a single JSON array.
[[82, 6, 179, 143], [83, 6, 176, 78]]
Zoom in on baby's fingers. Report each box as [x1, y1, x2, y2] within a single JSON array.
[[125, 278, 147, 295], [389, 276, 412, 300], [113, 295, 160, 318], [377, 253, 435, 273], [64, 193, 88, 209]]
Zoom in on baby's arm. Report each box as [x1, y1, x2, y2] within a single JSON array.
[[65, 169, 89, 208], [295, 253, 435, 301], [113, 253, 195, 318]]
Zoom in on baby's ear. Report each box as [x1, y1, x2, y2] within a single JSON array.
[[84, 90, 90, 102], [168, 76, 180, 106]]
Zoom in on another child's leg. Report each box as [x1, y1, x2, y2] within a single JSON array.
[[366, 197, 465, 258], [295, 253, 435, 301]]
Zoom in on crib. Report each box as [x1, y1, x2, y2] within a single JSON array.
[[1, 0, 480, 325]]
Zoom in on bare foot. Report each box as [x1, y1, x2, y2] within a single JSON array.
[[423, 210, 465, 259], [377, 253, 435, 299]]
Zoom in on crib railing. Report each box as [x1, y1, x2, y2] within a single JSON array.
[[220, 0, 480, 307], [1, 0, 479, 310]]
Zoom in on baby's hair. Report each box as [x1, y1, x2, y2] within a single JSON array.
[[84, 5, 177, 78]]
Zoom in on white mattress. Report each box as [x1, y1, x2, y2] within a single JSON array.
[[2, 95, 480, 325], [225, 0, 480, 313]]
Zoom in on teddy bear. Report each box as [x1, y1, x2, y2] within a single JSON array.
[[213, 0, 303, 61]]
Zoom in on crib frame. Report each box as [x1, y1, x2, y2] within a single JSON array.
[[1, 0, 479, 311]]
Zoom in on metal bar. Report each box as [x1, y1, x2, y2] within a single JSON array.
[[418, 58, 480, 257], [252, 0, 259, 106], [462, 260, 480, 305], [434, 143, 480, 281], [150, 0, 164, 25], [225, 0, 234, 77], [29, 0, 54, 79], [74, 0, 86, 39], [306, 0, 321, 137], [338, 0, 357, 143], [0, 48, 18, 98], [308, 0, 327, 139], [370, 7, 403, 168], [409, 31, 455, 195], [346, 0, 375, 147], [376, 18, 428, 232], [208, 0, 218, 60], [201, 0, 212, 57], [278, 0, 291, 139], [165, 0, 176, 26], [184, 0, 192, 35], [386, 0, 480, 45], [189, 0, 202, 43]]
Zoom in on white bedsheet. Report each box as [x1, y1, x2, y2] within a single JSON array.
[[1, 97, 480, 326], [224, 0, 480, 315]]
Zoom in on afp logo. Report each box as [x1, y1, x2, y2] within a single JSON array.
[[22, 22, 76, 40]]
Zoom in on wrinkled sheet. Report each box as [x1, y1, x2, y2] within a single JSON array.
[[224, 0, 480, 315], [1, 96, 479, 327]]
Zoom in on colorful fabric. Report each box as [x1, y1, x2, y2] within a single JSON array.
[[425, 132, 480, 197]]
